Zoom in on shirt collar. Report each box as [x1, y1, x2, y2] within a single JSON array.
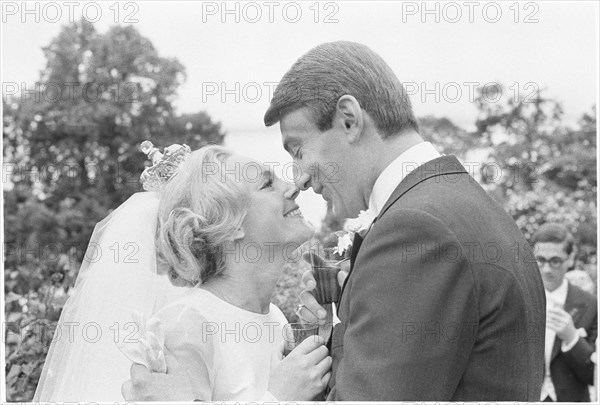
[[368, 142, 441, 216], [545, 278, 569, 306]]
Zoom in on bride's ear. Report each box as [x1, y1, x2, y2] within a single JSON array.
[[232, 226, 245, 241]]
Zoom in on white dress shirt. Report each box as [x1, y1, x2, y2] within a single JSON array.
[[541, 279, 579, 401], [368, 142, 441, 217]]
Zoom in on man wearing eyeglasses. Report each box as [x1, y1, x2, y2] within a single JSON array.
[[532, 222, 597, 402]]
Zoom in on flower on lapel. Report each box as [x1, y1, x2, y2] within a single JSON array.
[[117, 310, 167, 372], [334, 231, 354, 256], [344, 209, 377, 233], [333, 209, 377, 256]]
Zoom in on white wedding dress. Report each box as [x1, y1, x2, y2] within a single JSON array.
[[156, 288, 287, 400], [34, 191, 285, 401]]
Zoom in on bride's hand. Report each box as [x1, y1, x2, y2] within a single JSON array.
[[121, 349, 195, 401], [268, 336, 332, 400]]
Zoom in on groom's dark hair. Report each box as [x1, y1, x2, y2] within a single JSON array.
[[264, 41, 419, 138]]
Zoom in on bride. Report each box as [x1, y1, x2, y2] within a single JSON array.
[[34, 142, 331, 401]]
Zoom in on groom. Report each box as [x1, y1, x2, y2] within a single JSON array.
[[263, 41, 545, 400], [123, 41, 546, 400]]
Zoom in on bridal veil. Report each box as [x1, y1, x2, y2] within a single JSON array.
[[34, 191, 187, 401]]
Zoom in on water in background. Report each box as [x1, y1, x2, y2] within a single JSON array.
[[224, 127, 326, 229]]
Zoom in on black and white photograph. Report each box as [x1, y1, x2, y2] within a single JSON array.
[[2, 0, 598, 402]]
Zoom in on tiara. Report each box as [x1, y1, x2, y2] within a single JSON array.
[[140, 140, 191, 191]]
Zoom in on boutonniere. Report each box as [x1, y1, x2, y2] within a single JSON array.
[[333, 209, 377, 257]]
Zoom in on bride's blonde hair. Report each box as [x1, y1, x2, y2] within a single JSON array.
[[156, 145, 248, 285]]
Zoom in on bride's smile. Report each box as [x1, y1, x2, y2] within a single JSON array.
[[228, 154, 314, 251]]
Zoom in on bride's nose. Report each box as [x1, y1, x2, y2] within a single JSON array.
[[283, 183, 300, 200]]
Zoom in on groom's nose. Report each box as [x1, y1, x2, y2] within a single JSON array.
[[294, 172, 311, 191]]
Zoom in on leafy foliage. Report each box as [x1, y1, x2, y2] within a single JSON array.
[[466, 85, 596, 273]]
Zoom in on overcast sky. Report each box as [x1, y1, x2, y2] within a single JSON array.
[[2, 1, 598, 226], [3, 1, 598, 131]]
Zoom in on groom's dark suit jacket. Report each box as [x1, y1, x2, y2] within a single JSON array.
[[326, 155, 546, 401]]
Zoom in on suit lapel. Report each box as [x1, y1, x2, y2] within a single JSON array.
[[349, 232, 364, 272], [550, 334, 561, 361], [374, 155, 467, 225], [565, 286, 585, 326], [336, 232, 363, 307], [551, 283, 586, 361], [335, 155, 468, 308]]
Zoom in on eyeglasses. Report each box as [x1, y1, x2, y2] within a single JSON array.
[[535, 256, 566, 268]]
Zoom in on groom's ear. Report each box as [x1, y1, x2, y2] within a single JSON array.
[[334, 95, 363, 144]]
